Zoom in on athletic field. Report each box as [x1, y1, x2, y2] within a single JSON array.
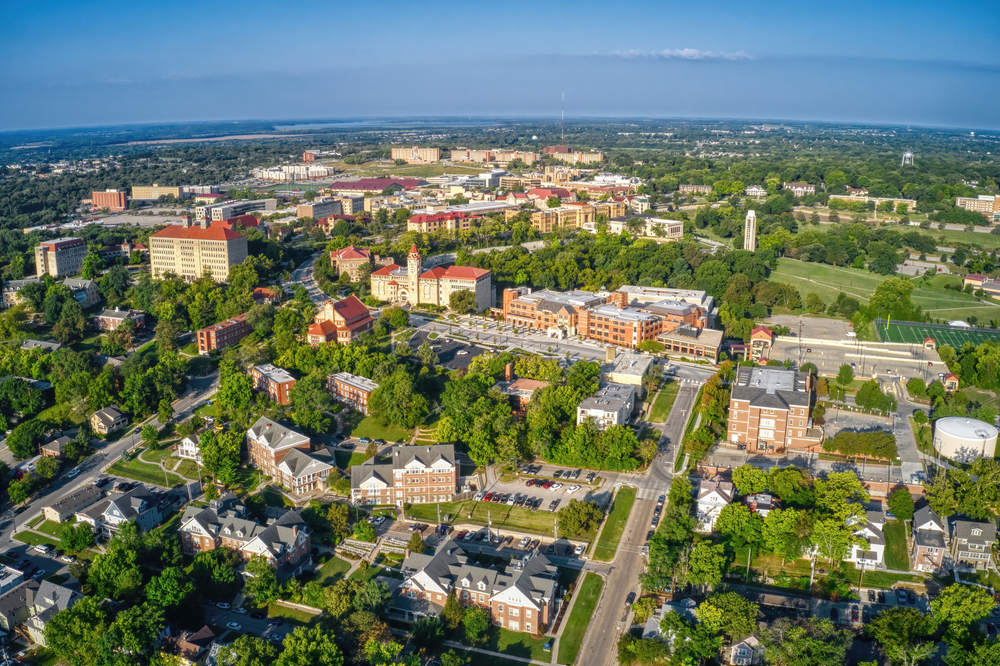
[[875, 319, 1000, 347]]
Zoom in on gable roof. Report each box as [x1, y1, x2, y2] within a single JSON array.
[[442, 266, 490, 280], [329, 295, 369, 321], [278, 448, 334, 479], [372, 263, 401, 277], [332, 245, 371, 260], [308, 320, 337, 337], [247, 416, 310, 452]]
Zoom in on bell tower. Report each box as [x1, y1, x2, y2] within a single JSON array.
[[407, 244, 421, 305]]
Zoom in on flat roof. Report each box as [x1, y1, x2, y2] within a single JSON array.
[[253, 364, 295, 384], [578, 383, 634, 411], [330, 372, 378, 393], [589, 304, 659, 322], [607, 353, 653, 378]]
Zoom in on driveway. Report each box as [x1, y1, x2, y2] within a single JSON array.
[[406, 331, 486, 370]]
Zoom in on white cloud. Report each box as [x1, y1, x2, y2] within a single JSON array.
[[608, 48, 753, 61]]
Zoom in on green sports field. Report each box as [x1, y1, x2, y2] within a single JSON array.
[[876, 319, 1000, 347]]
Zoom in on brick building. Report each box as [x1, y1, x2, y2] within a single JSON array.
[[391, 147, 441, 163], [92, 190, 127, 210], [370, 245, 492, 312], [327, 372, 378, 415], [782, 182, 816, 197], [350, 444, 458, 506], [34, 238, 87, 278], [94, 308, 145, 332], [246, 416, 310, 478], [330, 246, 392, 282], [249, 364, 296, 405], [308, 296, 375, 345], [197, 313, 250, 354], [149, 219, 248, 282], [406, 212, 480, 234], [911, 506, 947, 574], [727, 366, 822, 454]]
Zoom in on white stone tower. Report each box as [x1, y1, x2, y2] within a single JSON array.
[[743, 210, 757, 252], [407, 244, 421, 306]]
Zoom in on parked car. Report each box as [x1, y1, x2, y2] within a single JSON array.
[[373, 516, 386, 526], [529, 540, 539, 550], [896, 589, 907, 604], [518, 537, 530, 549], [484, 492, 495, 502], [626, 592, 636, 606], [358, 437, 372, 444], [542, 481, 554, 489], [33, 545, 50, 555], [653, 505, 662, 516], [235, 607, 247, 615], [525, 479, 537, 487], [548, 500, 560, 512], [32, 570, 45, 580], [851, 607, 859, 623], [532, 498, 543, 511], [506, 494, 516, 506], [646, 530, 655, 541], [92, 477, 110, 488], [4, 549, 18, 559], [66, 469, 81, 479], [862, 608, 870, 623], [877, 591, 886, 604], [657, 495, 666, 506], [868, 590, 875, 603], [574, 544, 585, 556], [474, 491, 486, 501], [567, 485, 581, 494], [271, 618, 284, 627], [59, 555, 75, 563], [216, 602, 231, 609], [226, 622, 242, 631], [571, 470, 582, 479], [651, 516, 659, 527], [553, 470, 563, 479], [546, 543, 555, 554], [586, 472, 596, 483], [463, 531, 475, 542], [907, 591, 916, 605], [830, 608, 839, 621], [564, 545, 574, 555], [250, 613, 264, 620], [515, 495, 527, 507], [551, 483, 564, 491], [455, 531, 467, 541]]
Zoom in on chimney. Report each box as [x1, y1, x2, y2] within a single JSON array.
[[504, 363, 514, 382], [605, 346, 616, 363], [181, 215, 191, 228], [200, 218, 208, 229]]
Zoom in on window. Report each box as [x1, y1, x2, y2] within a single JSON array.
[[510, 608, 519, 617], [526, 623, 532, 632], [462, 590, 469, 599], [498, 604, 504, 613], [509, 621, 519, 631], [526, 610, 532, 618], [407, 590, 416, 599]]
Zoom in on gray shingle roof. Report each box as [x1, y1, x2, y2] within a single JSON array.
[[952, 519, 997, 545], [248, 416, 310, 452]]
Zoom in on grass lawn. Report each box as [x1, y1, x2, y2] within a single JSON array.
[[478, 627, 550, 661], [853, 568, 926, 589], [334, 450, 369, 469], [395, 328, 416, 341], [883, 520, 910, 570], [649, 381, 680, 423], [349, 564, 395, 583], [44, 574, 68, 584], [26, 515, 44, 529], [909, 417, 938, 456], [13, 531, 59, 549], [194, 402, 218, 418], [435, 650, 527, 666], [35, 520, 66, 538], [314, 556, 351, 585], [878, 320, 1000, 346], [260, 486, 294, 508], [107, 451, 182, 487], [342, 414, 412, 443], [173, 459, 202, 480], [22, 647, 60, 666], [557, 572, 604, 665], [406, 500, 595, 541], [37, 402, 86, 428], [266, 603, 320, 627], [593, 486, 636, 562], [143, 442, 176, 464]]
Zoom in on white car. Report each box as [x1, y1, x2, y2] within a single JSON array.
[[474, 491, 486, 501], [216, 602, 231, 609], [574, 544, 585, 556], [226, 622, 242, 631], [506, 494, 516, 505], [65, 469, 81, 479], [234, 607, 247, 615], [60, 555, 75, 563], [32, 570, 46, 580], [551, 483, 564, 491], [518, 537, 531, 548], [566, 485, 581, 494], [457, 350, 468, 355]]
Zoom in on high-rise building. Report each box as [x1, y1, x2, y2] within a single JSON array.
[[195, 199, 277, 222], [743, 210, 757, 252], [728, 366, 823, 453], [956, 195, 1000, 223], [130, 185, 184, 200], [148, 219, 248, 282], [391, 147, 441, 163], [91, 190, 127, 211], [34, 237, 87, 278]]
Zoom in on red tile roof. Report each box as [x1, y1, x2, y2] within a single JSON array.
[[924, 337, 935, 343], [331, 245, 370, 260], [409, 244, 420, 255], [528, 188, 572, 199], [420, 267, 448, 279], [309, 320, 337, 337], [751, 326, 773, 336], [443, 266, 490, 280], [152, 224, 244, 241], [331, 295, 370, 321], [372, 263, 401, 277]]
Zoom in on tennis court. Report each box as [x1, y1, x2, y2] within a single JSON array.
[[876, 319, 1000, 347]]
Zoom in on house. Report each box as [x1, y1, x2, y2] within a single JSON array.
[[307, 296, 374, 345], [396, 542, 559, 633], [782, 182, 815, 197], [1, 277, 40, 309], [642, 598, 699, 640], [912, 506, 947, 573], [94, 308, 145, 332], [61, 278, 101, 308], [744, 493, 780, 517], [20, 340, 61, 352], [745, 185, 768, 198], [246, 416, 311, 480], [326, 372, 378, 415], [43, 485, 105, 523], [845, 508, 887, 570], [249, 364, 296, 405], [40, 436, 70, 459], [162, 626, 216, 666], [576, 383, 635, 430], [274, 448, 334, 495], [950, 518, 996, 571], [695, 478, 734, 532], [730, 637, 763, 666], [75, 485, 165, 538], [25, 580, 82, 645], [176, 432, 206, 464], [0, 579, 36, 636], [178, 494, 312, 580], [89, 406, 128, 435], [252, 287, 282, 306], [351, 444, 459, 506]]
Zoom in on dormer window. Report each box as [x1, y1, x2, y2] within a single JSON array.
[[462, 580, 469, 588], [224, 528, 231, 535], [972, 528, 982, 536], [236, 530, 244, 537], [478, 582, 485, 591]]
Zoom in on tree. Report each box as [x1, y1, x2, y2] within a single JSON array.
[[442, 591, 465, 630], [449, 289, 478, 314], [36, 455, 59, 480], [762, 508, 808, 561], [141, 424, 159, 445], [545, 196, 562, 208], [837, 363, 854, 386], [7, 418, 44, 459], [732, 464, 769, 495], [60, 522, 96, 553], [557, 500, 602, 537], [245, 555, 280, 605], [327, 502, 350, 540], [8, 476, 32, 505], [217, 373, 253, 418], [97, 602, 164, 666], [410, 616, 445, 651], [89, 544, 143, 601], [463, 606, 492, 644], [762, 617, 853, 666], [158, 398, 174, 425], [146, 566, 198, 623], [382, 306, 409, 329], [353, 520, 377, 542], [219, 635, 279, 666], [100, 264, 131, 305], [698, 592, 759, 640], [887, 488, 915, 522], [407, 531, 425, 554], [362, 638, 416, 666], [929, 583, 996, 642], [290, 373, 332, 434], [439, 651, 470, 666], [865, 606, 937, 666], [276, 626, 344, 666], [45, 596, 110, 666], [814, 471, 869, 512], [688, 542, 727, 589], [246, 303, 276, 337], [367, 369, 429, 429], [353, 579, 391, 613], [417, 341, 438, 366]]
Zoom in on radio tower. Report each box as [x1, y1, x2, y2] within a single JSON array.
[[902, 151, 914, 166]]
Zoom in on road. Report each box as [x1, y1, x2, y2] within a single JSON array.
[[284, 253, 328, 304]]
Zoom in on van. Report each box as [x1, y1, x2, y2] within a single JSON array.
[[33, 545, 50, 555]]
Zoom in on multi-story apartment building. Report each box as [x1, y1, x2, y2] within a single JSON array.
[[782, 182, 816, 197], [308, 296, 375, 345], [246, 416, 311, 477], [330, 246, 392, 282], [370, 245, 493, 312], [912, 506, 947, 574], [526, 187, 575, 204], [89, 406, 128, 435], [406, 212, 481, 234], [576, 383, 635, 429], [678, 184, 713, 195], [1, 278, 39, 308], [61, 278, 100, 308], [397, 543, 558, 633], [656, 326, 724, 363], [34, 238, 87, 278], [195, 199, 277, 222], [197, 313, 250, 354], [728, 366, 822, 454], [251, 165, 334, 181], [92, 190, 127, 210], [956, 194, 1000, 223], [327, 372, 378, 415], [179, 493, 312, 580], [130, 185, 184, 200], [604, 352, 654, 398], [297, 198, 342, 219], [745, 185, 768, 197], [95, 308, 145, 332], [391, 147, 441, 163], [149, 219, 249, 282], [351, 444, 458, 506], [335, 195, 365, 215], [249, 364, 296, 405], [951, 519, 996, 570], [273, 448, 333, 495]]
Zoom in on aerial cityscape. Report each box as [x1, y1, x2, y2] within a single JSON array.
[[0, 2, 999, 666]]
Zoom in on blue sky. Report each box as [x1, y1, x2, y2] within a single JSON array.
[[2, 0, 998, 131]]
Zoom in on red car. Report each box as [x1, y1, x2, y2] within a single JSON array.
[[484, 492, 494, 502], [542, 481, 554, 489], [526, 479, 537, 487]]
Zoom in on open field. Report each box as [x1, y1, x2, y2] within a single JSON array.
[[107, 451, 183, 487], [884, 520, 910, 571], [772, 258, 1000, 321], [877, 319, 1000, 346], [341, 413, 412, 443], [557, 572, 604, 665], [405, 500, 596, 541], [334, 450, 369, 469], [314, 555, 351, 585], [593, 486, 636, 562], [649, 381, 680, 423]]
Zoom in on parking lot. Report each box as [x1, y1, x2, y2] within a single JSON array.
[[478, 465, 605, 512], [201, 601, 294, 643], [407, 331, 485, 370]]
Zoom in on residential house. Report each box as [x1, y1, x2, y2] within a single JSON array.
[[845, 508, 887, 570], [246, 416, 311, 480], [642, 598, 699, 641], [40, 436, 70, 460], [249, 364, 296, 406], [76, 485, 165, 538], [178, 494, 312, 580], [25, 580, 82, 645], [176, 431, 206, 464], [326, 372, 378, 415], [782, 182, 815, 197], [744, 493, 780, 517], [252, 287, 282, 306], [912, 506, 948, 573], [43, 485, 105, 523], [89, 406, 128, 435], [274, 448, 334, 495], [0, 580, 36, 637], [950, 518, 996, 571], [396, 542, 559, 633], [576, 383, 635, 430], [745, 185, 768, 197], [351, 444, 459, 506], [162, 626, 216, 666], [695, 478, 734, 532], [1, 277, 40, 309], [730, 637, 763, 666], [61, 278, 101, 308], [94, 308, 145, 332], [20, 340, 61, 352]]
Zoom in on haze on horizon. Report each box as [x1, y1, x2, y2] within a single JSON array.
[[1, 0, 998, 132]]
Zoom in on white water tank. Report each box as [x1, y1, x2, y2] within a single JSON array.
[[934, 417, 998, 463]]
